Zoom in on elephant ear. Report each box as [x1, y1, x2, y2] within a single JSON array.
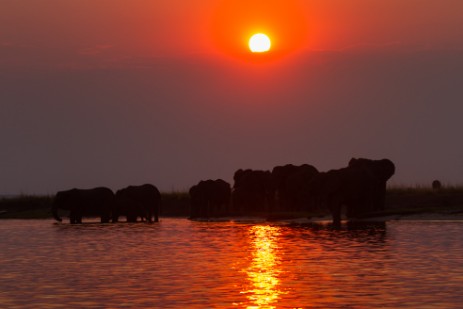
[[348, 157, 395, 182], [378, 159, 395, 181]]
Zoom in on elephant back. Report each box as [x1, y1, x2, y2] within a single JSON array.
[[348, 158, 395, 183]]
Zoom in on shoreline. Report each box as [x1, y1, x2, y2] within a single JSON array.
[[188, 212, 463, 223], [2, 189, 463, 221], [2, 213, 463, 223]]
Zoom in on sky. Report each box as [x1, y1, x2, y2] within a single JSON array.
[[1, 0, 463, 194]]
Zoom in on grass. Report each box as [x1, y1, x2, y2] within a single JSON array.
[[387, 184, 463, 195], [160, 191, 190, 217], [381, 184, 463, 217], [0, 192, 192, 219], [1, 185, 463, 219], [0, 195, 53, 219]]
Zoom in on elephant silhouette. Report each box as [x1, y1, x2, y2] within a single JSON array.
[[189, 179, 231, 218], [272, 164, 319, 211], [348, 158, 395, 212], [308, 158, 395, 225], [114, 184, 161, 223], [232, 169, 276, 214], [52, 187, 115, 224], [432, 180, 442, 190]]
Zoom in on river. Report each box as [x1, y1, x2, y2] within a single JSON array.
[[1, 218, 462, 308]]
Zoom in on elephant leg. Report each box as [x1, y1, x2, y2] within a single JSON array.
[[206, 201, 211, 218], [69, 210, 82, 224], [70, 211, 77, 224], [330, 203, 342, 226], [142, 211, 149, 222], [147, 209, 153, 223], [74, 208, 83, 224], [154, 206, 159, 222], [199, 203, 204, 217], [332, 211, 341, 226], [101, 214, 110, 223]]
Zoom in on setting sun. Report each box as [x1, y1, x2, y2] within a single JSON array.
[[249, 33, 271, 53], [210, 0, 309, 61]]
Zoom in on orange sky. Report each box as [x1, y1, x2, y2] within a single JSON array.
[[209, 0, 309, 61], [2, 0, 463, 67]]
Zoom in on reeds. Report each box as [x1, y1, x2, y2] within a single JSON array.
[[387, 184, 463, 195], [1, 185, 463, 219]]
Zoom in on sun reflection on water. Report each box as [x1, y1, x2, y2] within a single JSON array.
[[242, 225, 286, 309]]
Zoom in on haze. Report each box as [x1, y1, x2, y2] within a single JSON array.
[[1, 0, 463, 194]]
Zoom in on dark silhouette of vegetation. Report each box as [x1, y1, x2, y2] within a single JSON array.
[[0, 195, 53, 219], [0, 192, 191, 219]]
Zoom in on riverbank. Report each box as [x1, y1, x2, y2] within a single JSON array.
[[0, 192, 190, 219], [1, 187, 463, 221]]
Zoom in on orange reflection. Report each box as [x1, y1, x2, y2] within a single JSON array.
[[242, 225, 286, 309]]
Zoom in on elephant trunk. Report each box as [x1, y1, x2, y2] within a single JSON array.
[[52, 201, 62, 222]]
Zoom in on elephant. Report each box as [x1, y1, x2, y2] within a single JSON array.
[[232, 169, 276, 214], [272, 164, 319, 211], [348, 158, 395, 211], [189, 179, 231, 218], [52, 187, 115, 224], [432, 180, 442, 190], [114, 184, 161, 223], [271, 164, 301, 210], [307, 158, 395, 225], [309, 168, 376, 225], [189, 184, 202, 218]]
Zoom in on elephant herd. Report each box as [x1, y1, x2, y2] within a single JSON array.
[[189, 157, 395, 225], [52, 184, 161, 224], [52, 157, 395, 225]]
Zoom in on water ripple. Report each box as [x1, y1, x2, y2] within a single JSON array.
[[0, 219, 462, 308]]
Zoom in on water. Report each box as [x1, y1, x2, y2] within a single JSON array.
[[1, 218, 463, 308]]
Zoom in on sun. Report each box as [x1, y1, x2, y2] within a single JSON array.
[[210, 1, 309, 60], [249, 33, 271, 53]]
